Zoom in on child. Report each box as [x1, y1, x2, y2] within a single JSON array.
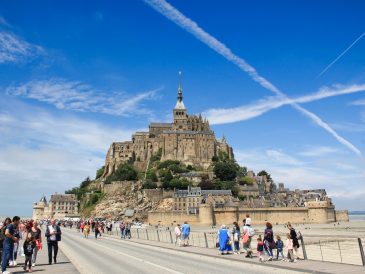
[[257, 236, 264, 262], [285, 233, 296, 262], [275, 235, 284, 260], [23, 233, 36, 272]]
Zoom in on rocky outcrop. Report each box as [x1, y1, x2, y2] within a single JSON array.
[[92, 181, 172, 220]]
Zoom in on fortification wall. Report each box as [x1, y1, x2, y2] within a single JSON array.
[[103, 181, 134, 194], [335, 210, 349, 222], [148, 211, 200, 225]]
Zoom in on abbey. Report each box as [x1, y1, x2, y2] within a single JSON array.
[[103, 81, 233, 177]]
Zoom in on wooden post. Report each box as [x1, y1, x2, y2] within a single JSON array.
[[146, 229, 149, 240], [204, 232, 209, 248], [169, 230, 173, 244], [157, 230, 160, 242]]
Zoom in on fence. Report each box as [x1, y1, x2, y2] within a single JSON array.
[[109, 227, 365, 267]]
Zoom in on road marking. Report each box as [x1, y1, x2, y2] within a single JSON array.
[[63, 231, 183, 274]]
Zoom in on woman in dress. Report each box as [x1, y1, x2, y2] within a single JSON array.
[[30, 221, 42, 267]]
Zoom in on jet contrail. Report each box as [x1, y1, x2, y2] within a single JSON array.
[[317, 32, 365, 78], [144, 0, 362, 156]]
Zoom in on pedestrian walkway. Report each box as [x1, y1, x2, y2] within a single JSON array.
[[5, 245, 79, 274], [100, 230, 365, 274]]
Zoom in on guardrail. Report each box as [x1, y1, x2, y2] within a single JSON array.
[[107, 227, 365, 266]]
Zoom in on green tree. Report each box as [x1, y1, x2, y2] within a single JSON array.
[[198, 180, 215, 190], [142, 181, 158, 189], [105, 163, 138, 184], [238, 176, 255, 185], [146, 170, 158, 182], [80, 177, 92, 189], [257, 170, 273, 182], [95, 166, 105, 179], [213, 161, 238, 181]]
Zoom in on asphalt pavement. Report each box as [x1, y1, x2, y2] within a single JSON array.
[[60, 229, 304, 274]]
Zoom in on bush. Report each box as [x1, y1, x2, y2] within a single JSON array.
[[198, 180, 215, 190], [238, 176, 255, 185], [105, 163, 138, 184], [146, 170, 158, 182], [143, 181, 158, 189], [95, 166, 105, 179], [213, 161, 238, 181], [158, 160, 181, 170]]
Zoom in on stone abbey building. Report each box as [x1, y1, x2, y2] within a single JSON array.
[[103, 81, 233, 176]]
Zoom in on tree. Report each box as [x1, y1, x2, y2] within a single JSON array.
[[105, 163, 138, 184], [80, 177, 92, 189], [257, 170, 273, 182], [142, 181, 158, 189], [198, 180, 215, 190], [146, 170, 158, 182], [238, 176, 255, 185], [213, 161, 238, 181], [95, 166, 105, 179]]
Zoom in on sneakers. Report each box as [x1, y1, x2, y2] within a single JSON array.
[[2, 271, 13, 274], [13, 261, 17, 266], [32, 263, 35, 267], [8, 261, 14, 266]]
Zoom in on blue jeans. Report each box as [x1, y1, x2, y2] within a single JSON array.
[[1, 243, 14, 272]]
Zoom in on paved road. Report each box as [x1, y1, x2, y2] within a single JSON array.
[[60, 229, 303, 274]]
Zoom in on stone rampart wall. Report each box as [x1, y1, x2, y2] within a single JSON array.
[[335, 210, 349, 222], [148, 211, 200, 225]]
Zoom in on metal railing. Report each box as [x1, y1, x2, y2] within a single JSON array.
[[96, 226, 365, 266]]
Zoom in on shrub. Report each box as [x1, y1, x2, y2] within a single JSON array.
[[95, 166, 105, 179], [105, 163, 138, 184]]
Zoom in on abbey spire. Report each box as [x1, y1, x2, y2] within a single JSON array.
[[174, 71, 186, 110]]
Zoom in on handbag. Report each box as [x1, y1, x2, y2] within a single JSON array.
[[233, 233, 239, 242], [242, 233, 249, 244], [215, 241, 220, 248]]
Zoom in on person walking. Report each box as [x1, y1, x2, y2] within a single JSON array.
[[231, 222, 240, 254], [181, 221, 190, 247], [263, 222, 275, 261], [285, 233, 296, 262], [30, 221, 42, 267], [0, 217, 11, 268], [23, 232, 36, 272], [242, 219, 253, 258], [45, 219, 61, 264], [84, 222, 90, 238], [275, 235, 284, 260], [257, 236, 265, 262], [174, 224, 181, 246], [1, 216, 20, 274], [119, 222, 125, 239], [287, 223, 300, 259], [94, 224, 100, 239], [217, 225, 230, 255], [125, 222, 131, 239]]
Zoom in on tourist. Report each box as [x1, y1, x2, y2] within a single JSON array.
[[217, 225, 231, 255], [174, 224, 181, 246], [285, 233, 296, 262], [287, 222, 300, 259], [181, 221, 190, 246], [120, 222, 125, 239], [256, 235, 264, 262], [80, 222, 85, 233], [10, 220, 21, 267], [45, 219, 62, 264], [30, 221, 42, 267], [94, 223, 100, 239], [263, 222, 275, 261], [242, 219, 253, 258], [0, 217, 11, 267], [84, 222, 90, 238], [275, 235, 284, 260], [245, 214, 252, 226], [1, 216, 20, 274], [125, 222, 131, 239], [23, 232, 36, 272], [231, 222, 240, 254]]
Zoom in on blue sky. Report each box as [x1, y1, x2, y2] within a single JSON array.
[[0, 0, 365, 215]]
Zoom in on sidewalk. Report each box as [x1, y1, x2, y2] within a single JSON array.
[[5, 244, 79, 274], [100, 230, 365, 274]]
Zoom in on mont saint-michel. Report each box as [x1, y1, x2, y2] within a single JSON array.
[[33, 81, 349, 225]]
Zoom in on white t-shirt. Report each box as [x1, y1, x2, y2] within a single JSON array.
[[49, 225, 56, 241], [245, 217, 252, 226], [175, 226, 181, 236]]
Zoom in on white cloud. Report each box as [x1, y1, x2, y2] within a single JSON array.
[[234, 147, 365, 210], [298, 146, 338, 157], [332, 122, 365, 132], [144, 0, 362, 157], [0, 31, 44, 64], [204, 84, 365, 125], [6, 78, 162, 117], [0, 101, 142, 216], [350, 98, 365, 106]]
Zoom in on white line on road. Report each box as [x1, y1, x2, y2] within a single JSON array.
[[62, 231, 183, 274]]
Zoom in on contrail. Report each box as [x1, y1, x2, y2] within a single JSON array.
[[204, 84, 365, 125], [144, 0, 362, 156], [317, 32, 365, 78]]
